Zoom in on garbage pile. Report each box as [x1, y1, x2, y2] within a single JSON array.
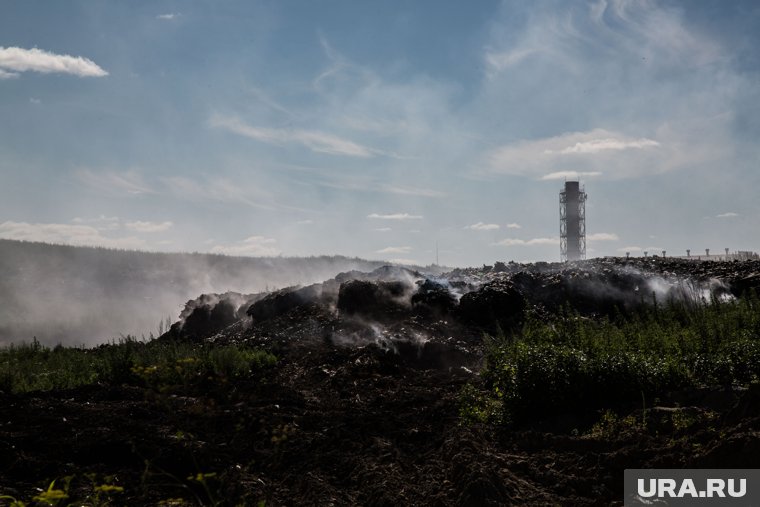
[[166, 257, 760, 362]]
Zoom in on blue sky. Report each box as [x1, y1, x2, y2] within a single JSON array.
[[1, 0, 759, 266]]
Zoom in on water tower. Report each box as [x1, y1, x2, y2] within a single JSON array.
[[560, 181, 587, 261]]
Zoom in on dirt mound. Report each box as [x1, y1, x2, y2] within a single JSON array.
[[337, 279, 412, 318], [170, 291, 262, 341], [247, 283, 326, 323], [458, 279, 525, 332], [169, 258, 760, 347]]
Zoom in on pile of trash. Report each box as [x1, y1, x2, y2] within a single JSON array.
[[165, 257, 760, 364]]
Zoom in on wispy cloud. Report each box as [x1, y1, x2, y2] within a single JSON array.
[[71, 215, 120, 231], [716, 212, 739, 218], [465, 222, 500, 231], [124, 221, 173, 233], [156, 13, 180, 20], [485, 47, 540, 72], [308, 177, 444, 198], [496, 237, 559, 247], [0, 68, 18, 79], [555, 138, 659, 154], [210, 115, 375, 158], [76, 169, 155, 195], [367, 213, 423, 221], [0, 46, 108, 77], [161, 176, 276, 211], [486, 129, 661, 180], [210, 236, 280, 257], [506, 223, 522, 229], [378, 184, 446, 198], [587, 232, 619, 242], [376, 246, 412, 254], [374, 227, 392, 232]]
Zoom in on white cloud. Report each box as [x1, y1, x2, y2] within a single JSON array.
[[486, 129, 662, 180], [0, 220, 145, 249], [465, 222, 500, 231], [541, 171, 603, 181], [618, 246, 642, 253], [376, 246, 412, 254], [71, 215, 120, 231], [210, 115, 375, 158], [378, 185, 446, 198], [210, 236, 280, 257], [308, 177, 444, 198], [556, 138, 660, 154], [76, 169, 155, 195], [485, 47, 540, 72], [0, 46, 108, 77], [587, 232, 619, 242], [374, 227, 392, 232], [0, 68, 19, 79], [367, 213, 423, 221], [156, 13, 180, 20], [124, 221, 173, 233], [496, 237, 559, 247], [716, 212, 739, 218], [506, 223, 522, 229]]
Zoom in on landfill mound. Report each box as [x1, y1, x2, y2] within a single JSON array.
[[2, 257, 760, 505], [170, 257, 760, 348]]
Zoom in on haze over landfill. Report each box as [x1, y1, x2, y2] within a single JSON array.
[[2, 0, 760, 266]]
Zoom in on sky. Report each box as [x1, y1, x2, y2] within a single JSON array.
[[1, 0, 759, 267]]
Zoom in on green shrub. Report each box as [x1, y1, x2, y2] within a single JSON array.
[[475, 293, 760, 426]]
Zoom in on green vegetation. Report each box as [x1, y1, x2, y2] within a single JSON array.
[[0, 337, 276, 394], [466, 292, 760, 426], [0, 473, 126, 507]]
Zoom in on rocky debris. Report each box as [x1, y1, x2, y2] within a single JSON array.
[[170, 291, 263, 341], [168, 258, 760, 350], [335, 265, 420, 284], [247, 283, 325, 323], [337, 279, 412, 319], [411, 279, 458, 318], [457, 279, 526, 332]]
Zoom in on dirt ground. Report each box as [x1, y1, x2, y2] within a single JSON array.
[[2, 337, 759, 506]]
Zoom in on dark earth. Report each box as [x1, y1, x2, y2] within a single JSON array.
[[2, 257, 760, 505]]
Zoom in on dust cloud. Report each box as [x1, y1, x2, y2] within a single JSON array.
[[0, 239, 386, 346]]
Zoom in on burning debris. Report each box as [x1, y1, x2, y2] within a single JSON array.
[[165, 257, 760, 362]]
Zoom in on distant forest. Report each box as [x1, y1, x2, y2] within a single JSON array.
[[0, 239, 387, 346]]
